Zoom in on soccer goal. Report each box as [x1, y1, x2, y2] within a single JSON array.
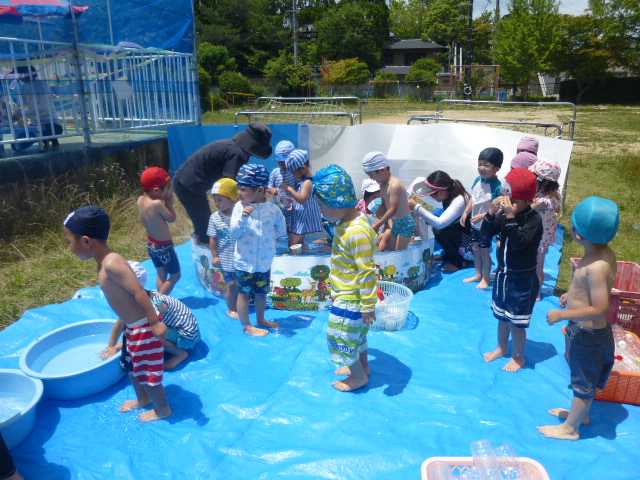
[[235, 97, 363, 126]]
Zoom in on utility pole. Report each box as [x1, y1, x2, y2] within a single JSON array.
[[293, 0, 299, 66], [464, 0, 473, 100]]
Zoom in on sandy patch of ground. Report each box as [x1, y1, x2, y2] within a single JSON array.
[[362, 105, 577, 139]]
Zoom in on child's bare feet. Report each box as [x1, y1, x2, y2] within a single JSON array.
[[139, 406, 172, 423], [335, 365, 371, 377], [464, 274, 482, 283], [243, 324, 269, 337], [227, 309, 240, 319], [483, 347, 508, 362], [477, 279, 490, 289], [164, 349, 189, 369], [548, 408, 590, 425], [333, 374, 368, 392], [120, 399, 152, 412], [537, 424, 580, 440], [257, 319, 279, 329], [502, 355, 525, 372]]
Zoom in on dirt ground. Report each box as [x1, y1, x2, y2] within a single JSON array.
[[362, 104, 577, 139]]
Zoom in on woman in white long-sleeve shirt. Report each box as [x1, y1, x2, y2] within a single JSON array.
[[409, 170, 471, 272]]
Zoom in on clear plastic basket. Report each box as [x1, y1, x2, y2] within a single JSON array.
[[371, 281, 413, 331]]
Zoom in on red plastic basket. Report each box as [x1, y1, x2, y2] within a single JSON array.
[[571, 258, 640, 336]]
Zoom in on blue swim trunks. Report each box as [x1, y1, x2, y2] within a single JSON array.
[[147, 237, 181, 275], [236, 269, 271, 295], [492, 269, 538, 328], [391, 214, 416, 238]]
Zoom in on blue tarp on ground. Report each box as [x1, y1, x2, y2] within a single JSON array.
[[1, 226, 639, 479]]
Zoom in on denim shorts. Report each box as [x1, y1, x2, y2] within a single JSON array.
[[566, 321, 614, 399]]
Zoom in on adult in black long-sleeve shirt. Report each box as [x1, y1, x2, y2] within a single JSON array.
[[174, 122, 272, 244]]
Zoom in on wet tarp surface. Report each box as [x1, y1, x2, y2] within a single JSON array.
[[2, 228, 639, 480]]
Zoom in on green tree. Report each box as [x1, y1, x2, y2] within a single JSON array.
[[589, 0, 640, 74], [421, 0, 469, 64], [315, 1, 390, 69], [549, 14, 614, 104], [218, 71, 253, 96], [321, 58, 370, 85], [389, 0, 431, 39], [198, 42, 238, 85], [406, 58, 440, 100], [405, 58, 441, 87], [264, 50, 315, 96], [493, 0, 561, 99], [374, 71, 399, 81], [471, 12, 496, 67], [196, 0, 287, 73]]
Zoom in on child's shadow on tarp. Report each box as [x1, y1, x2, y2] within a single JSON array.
[[167, 341, 210, 372], [165, 384, 209, 426], [579, 401, 629, 440], [179, 296, 220, 310], [274, 314, 315, 337], [357, 348, 412, 397], [20, 402, 72, 479], [518, 339, 558, 369]]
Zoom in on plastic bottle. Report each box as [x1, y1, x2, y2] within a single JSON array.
[[470, 439, 500, 480]]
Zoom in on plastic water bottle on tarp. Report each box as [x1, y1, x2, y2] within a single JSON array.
[[469, 439, 500, 480], [494, 444, 526, 480], [612, 327, 640, 373]]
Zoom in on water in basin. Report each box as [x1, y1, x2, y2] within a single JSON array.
[[31, 334, 111, 376]]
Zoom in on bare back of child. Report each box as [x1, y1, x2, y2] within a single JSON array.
[[64, 206, 171, 423]]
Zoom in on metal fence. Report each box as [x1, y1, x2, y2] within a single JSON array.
[[1, 36, 199, 155]]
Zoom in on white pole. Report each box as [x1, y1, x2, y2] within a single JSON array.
[[107, 0, 115, 46]]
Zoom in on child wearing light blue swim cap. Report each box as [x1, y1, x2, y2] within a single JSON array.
[[313, 165, 379, 392], [539, 196, 620, 441]]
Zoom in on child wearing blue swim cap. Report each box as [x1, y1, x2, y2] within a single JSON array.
[[231, 164, 287, 337], [538, 196, 620, 441], [63, 206, 172, 423]]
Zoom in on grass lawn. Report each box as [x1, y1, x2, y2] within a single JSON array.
[[1, 103, 638, 330]]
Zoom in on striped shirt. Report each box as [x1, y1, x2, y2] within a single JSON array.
[[153, 294, 200, 341], [268, 166, 300, 193], [207, 211, 235, 272], [330, 215, 378, 313], [290, 177, 323, 235]]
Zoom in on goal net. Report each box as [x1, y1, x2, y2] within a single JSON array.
[[235, 97, 362, 126]]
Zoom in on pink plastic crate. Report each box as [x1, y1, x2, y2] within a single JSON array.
[[571, 258, 640, 335], [421, 456, 550, 480]]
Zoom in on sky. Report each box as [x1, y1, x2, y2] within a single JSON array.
[[474, 0, 590, 17]]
